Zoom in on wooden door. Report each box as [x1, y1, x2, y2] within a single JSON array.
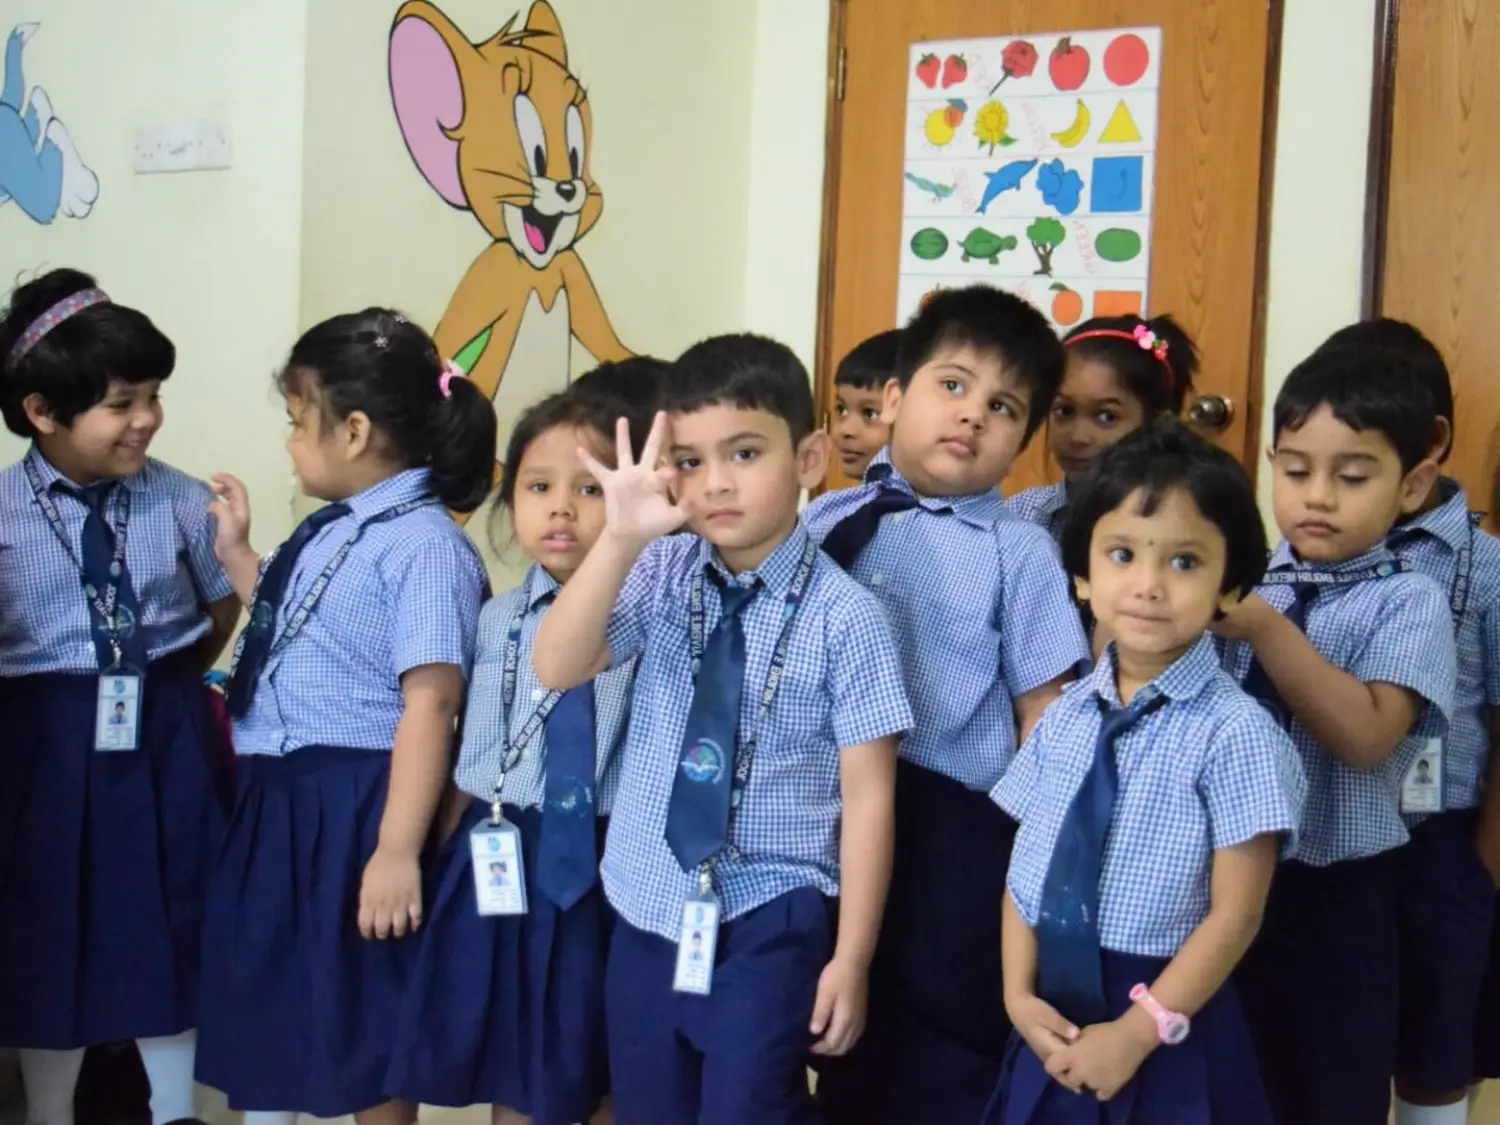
[[1377, 0, 1500, 511], [814, 0, 1283, 493]]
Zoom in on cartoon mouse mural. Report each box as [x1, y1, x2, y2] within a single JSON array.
[[389, 0, 630, 454], [1, 23, 99, 224]]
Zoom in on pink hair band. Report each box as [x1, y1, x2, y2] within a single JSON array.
[[1065, 324, 1173, 385], [5, 288, 110, 372], [438, 358, 467, 399]]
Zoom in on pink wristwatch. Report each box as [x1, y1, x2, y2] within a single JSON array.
[[1129, 984, 1190, 1045]]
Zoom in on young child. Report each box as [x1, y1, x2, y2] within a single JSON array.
[[532, 334, 912, 1125], [0, 269, 239, 1125], [989, 420, 1304, 1123], [1216, 348, 1458, 1125], [831, 329, 900, 480], [1315, 321, 1500, 1124], [569, 355, 668, 408], [1006, 314, 1198, 541], [804, 286, 1090, 1124], [386, 382, 656, 1125], [193, 309, 493, 1125]]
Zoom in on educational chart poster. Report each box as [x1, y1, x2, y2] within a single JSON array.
[[897, 27, 1161, 331]]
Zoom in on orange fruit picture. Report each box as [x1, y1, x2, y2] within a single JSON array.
[[1049, 283, 1083, 326]]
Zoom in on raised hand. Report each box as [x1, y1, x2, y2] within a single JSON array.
[[208, 472, 252, 561], [576, 411, 688, 547]]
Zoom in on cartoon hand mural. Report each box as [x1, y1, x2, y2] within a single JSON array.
[[389, 0, 630, 500], [0, 23, 99, 224]]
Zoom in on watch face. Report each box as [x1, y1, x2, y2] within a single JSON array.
[[1163, 1015, 1190, 1045]]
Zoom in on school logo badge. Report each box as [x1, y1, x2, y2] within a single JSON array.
[[680, 738, 725, 785], [111, 604, 136, 638]]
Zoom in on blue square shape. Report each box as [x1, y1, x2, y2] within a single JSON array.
[[1090, 156, 1144, 213]]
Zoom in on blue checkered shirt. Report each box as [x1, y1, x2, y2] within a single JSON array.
[[0, 447, 233, 675], [1219, 541, 1457, 865], [803, 450, 1088, 790], [995, 636, 1305, 957], [597, 524, 913, 942], [454, 563, 634, 814], [1004, 481, 1069, 542], [232, 469, 488, 757]]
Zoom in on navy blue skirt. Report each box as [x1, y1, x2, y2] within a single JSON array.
[[982, 951, 1270, 1125], [195, 745, 418, 1117], [0, 650, 228, 1049], [386, 798, 611, 1121]]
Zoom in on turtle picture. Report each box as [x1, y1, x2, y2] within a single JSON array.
[[960, 227, 1018, 264]]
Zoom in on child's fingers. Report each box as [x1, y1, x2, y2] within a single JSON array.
[[638, 411, 668, 470], [808, 981, 835, 1037], [407, 900, 423, 933], [1035, 1003, 1080, 1043], [615, 416, 636, 467], [577, 445, 610, 481]]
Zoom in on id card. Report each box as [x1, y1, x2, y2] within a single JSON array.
[[1400, 738, 1444, 814], [470, 818, 527, 917], [672, 887, 721, 996], [94, 671, 141, 752]]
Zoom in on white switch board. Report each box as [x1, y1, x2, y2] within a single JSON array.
[[132, 121, 232, 174]]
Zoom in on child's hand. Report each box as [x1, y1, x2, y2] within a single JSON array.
[[208, 473, 253, 559], [1044, 1016, 1155, 1100], [358, 846, 423, 940], [808, 956, 869, 1057], [576, 412, 688, 548], [1008, 992, 1081, 1064], [1209, 592, 1270, 642]]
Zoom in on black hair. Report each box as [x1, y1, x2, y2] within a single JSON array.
[[835, 330, 902, 391], [1272, 345, 1437, 473], [896, 285, 1064, 441], [277, 308, 497, 513], [0, 268, 176, 438], [663, 333, 815, 444], [569, 356, 669, 412], [1061, 313, 1197, 416], [1061, 419, 1268, 597], [1315, 318, 1452, 462]]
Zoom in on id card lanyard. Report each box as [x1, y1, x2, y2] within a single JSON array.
[[673, 537, 816, 996]]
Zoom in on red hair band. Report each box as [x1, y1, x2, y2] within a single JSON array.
[[1065, 324, 1172, 385]]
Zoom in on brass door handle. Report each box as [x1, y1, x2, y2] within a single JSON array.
[[1187, 394, 1234, 432]]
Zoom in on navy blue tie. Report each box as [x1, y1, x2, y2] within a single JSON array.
[[536, 681, 598, 909], [664, 574, 761, 872], [820, 482, 919, 570], [1241, 582, 1319, 730], [76, 482, 146, 670], [1035, 694, 1167, 1028], [226, 502, 351, 718]]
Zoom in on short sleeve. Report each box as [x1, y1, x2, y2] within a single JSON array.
[[388, 529, 487, 677], [604, 537, 673, 668], [174, 474, 234, 603], [1200, 704, 1305, 855], [991, 711, 1047, 822], [1350, 576, 1458, 726], [996, 525, 1089, 695], [825, 588, 913, 749]]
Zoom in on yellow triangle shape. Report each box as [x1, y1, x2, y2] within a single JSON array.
[[1099, 101, 1142, 143]]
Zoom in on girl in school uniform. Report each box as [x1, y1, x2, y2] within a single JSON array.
[[193, 309, 494, 1125], [988, 421, 1305, 1124], [0, 269, 240, 1125], [389, 371, 661, 1125]]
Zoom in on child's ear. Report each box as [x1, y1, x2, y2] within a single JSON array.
[[880, 377, 902, 425], [21, 393, 58, 436], [795, 428, 830, 490], [343, 410, 374, 460], [1264, 444, 1276, 468], [1072, 574, 1092, 603], [1399, 456, 1441, 515], [1429, 417, 1453, 463], [1216, 587, 1244, 618]]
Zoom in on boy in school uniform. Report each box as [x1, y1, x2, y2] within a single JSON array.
[[533, 335, 912, 1125], [1216, 347, 1458, 1125], [804, 286, 1090, 1124], [831, 329, 900, 480]]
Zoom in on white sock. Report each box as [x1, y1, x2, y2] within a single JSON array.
[[1394, 1096, 1467, 1125], [242, 1113, 298, 1125], [17, 1048, 85, 1125], [135, 1030, 197, 1124]]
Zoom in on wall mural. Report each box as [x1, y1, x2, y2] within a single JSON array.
[[0, 23, 99, 224], [389, 0, 630, 461]]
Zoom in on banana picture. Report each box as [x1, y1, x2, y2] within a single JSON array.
[[1050, 98, 1090, 148]]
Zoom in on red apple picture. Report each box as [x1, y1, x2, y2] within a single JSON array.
[[1104, 33, 1150, 86], [1048, 37, 1091, 91], [915, 52, 941, 88]]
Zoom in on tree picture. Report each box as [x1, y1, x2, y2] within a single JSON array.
[[1026, 217, 1065, 276]]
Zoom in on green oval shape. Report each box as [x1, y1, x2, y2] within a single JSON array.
[[1095, 227, 1142, 263], [910, 227, 950, 261]]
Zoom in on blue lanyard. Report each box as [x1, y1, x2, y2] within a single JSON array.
[[1260, 559, 1409, 590], [491, 598, 564, 809], [24, 456, 132, 660], [1451, 514, 1479, 621]]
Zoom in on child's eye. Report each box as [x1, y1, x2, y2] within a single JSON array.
[[989, 400, 1014, 416], [527, 481, 549, 494], [1170, 553, 1201, 571], [1107, 546, 1133, 564], [675, 457, 701, 471], [579, 483, 602, 497], [941, 378, 962, 394], [1051, 403, 1073, 420], [1338, 474, 1369, 487], [731, 448, 760, 463], [834, 402, 848, 417], [862, 409, 882, 423], [1282, 468, 1309, 480], [1095, 411, 1118, 425]]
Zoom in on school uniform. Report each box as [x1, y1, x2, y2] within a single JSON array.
[[194, 468, 487, 1118], [803, 451, 1089, 1125], [0, 448, 233, 1050], [985, 636, 1304, 1124], [387, 563, 633, 1123], [1004, 480, 1069, 542], [1220, 541, 1456, 1125], [1389, 480, 1500, 1088], [598, 525, 912, 1125]]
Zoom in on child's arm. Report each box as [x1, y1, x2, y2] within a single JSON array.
[[1015, 674, 1071, 742], [1476, 706, 1500, 885], [208, 473, 261, 605], [999, 526, 1088, 741], [810, 735, 897, 1057], [1002, 894, 1081, 1062], [194, 595, 241, 670], [532, 413, 687, 690]]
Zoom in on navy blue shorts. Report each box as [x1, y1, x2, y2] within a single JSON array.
[[606, 887, 831, 1125], [1237, 852, 1399, 1125], [816, 759, 1015, 1125], [1395, 809, 1495, 1093]]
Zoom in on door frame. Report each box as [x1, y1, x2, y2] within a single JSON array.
[[810, 0, 1289, 479], [1359, 0, 1402, 317]]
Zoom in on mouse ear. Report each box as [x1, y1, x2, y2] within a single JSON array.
[[389, 2, 472, 209]]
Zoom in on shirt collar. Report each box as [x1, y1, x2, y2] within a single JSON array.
[[864, 447, 1009, 530], [522, 562, 561, 611], [1267, 537, 1400, 575], [26, 444, 145, 494], [1394, 477, 1473, 554], [699, 521, 813, 595], [1088, 633, 1219, 707], [1036, 480, 1069, 517], [345, 467, 433, 521]]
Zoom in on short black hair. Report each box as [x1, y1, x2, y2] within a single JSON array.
[[836, 330, 902, 391], [1061, 419, 1268, 597], [896, 285, 1064, 441], [570, 356, 669, 412], [1273, 345, 1437, 473], [0, 268, 176, 438], [1062, 313, 1198, 416], [663, 334, 814, 444], [1315, 318, 1452, 462]]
